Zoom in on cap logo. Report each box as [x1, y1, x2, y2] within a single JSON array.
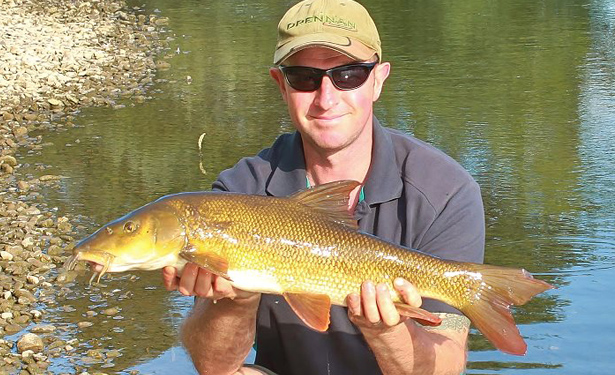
[[286, 14, 357, 32]]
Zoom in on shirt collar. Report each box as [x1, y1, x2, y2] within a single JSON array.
[[266, 131, 307, 197], [265, 117, 403, 206]]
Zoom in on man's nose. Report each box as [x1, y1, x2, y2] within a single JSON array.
[[314, 76, 340, 109]]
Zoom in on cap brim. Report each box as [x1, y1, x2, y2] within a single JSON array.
[[274, 33, 376, 65]]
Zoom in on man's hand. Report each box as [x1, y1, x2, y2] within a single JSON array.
[[346, 278, 422, 330], [162, 264, 256, 300]]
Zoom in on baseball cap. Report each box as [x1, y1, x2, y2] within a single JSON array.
[[274, 0, 382, 65]]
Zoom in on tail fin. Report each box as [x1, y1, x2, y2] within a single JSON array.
[[460, 264, 554, 355]]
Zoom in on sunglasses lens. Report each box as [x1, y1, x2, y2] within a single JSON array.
[[281, 63, 376, 92], [331, 65, 371, 90], [284, 67, 321, 92]]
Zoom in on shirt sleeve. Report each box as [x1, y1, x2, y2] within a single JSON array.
[[211, 151, 273, 195]]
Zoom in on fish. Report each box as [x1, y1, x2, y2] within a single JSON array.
[[65, 180, 554, 355]]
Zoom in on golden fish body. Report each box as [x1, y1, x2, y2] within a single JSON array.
[[67, 181, 553, 356]]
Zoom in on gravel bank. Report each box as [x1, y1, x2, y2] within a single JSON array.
[[1, 0, 169, 373]]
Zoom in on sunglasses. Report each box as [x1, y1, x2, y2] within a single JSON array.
[[279, 62, 377, 92]]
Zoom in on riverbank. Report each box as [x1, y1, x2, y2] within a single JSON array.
[[0, 0, 170, 373]]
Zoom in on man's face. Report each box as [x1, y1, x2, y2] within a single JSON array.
[[270, 48, 390, 155]]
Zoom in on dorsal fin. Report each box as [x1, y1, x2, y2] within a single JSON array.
[[291, 180, 360, 230]]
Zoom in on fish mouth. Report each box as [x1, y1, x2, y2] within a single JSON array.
[[64, 251, 116, 284]]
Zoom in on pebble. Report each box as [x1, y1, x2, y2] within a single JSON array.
[[16, 333, 44, 353], [101, 307, 119, 316], [0, 251, 13, 261], [4, 324, 23, 335], [30, 324, 56, 333], [0, 0, 169, 372]]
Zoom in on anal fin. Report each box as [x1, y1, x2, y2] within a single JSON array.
[[283, 292, 331, 332], [394, 303, 443, 326]]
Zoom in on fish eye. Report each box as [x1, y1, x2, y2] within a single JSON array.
[[106, 227, 113, 235], [123, 221, 139, 233]]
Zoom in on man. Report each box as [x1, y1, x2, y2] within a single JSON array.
[[163, 0, 484, 374]]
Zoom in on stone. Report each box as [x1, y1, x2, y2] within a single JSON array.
[[17, 181, 30, 191], [101, 307, 119, 316], [4, 324, 23, 334], [0, 251, 13, 261], [17, 333, 43, 353], [0, 155, 17, 167], [47, 98, 64, 107], [30, 324, 56, 333], [12, 127, 28, 138], [77, 321, 93, 329]]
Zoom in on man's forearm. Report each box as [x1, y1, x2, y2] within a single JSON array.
[[181, 295, 261, 375], [362, 317, 468, 375]]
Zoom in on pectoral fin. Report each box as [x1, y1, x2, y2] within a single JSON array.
[[179, 246, 232, 281], [283, 292, 331, 332], [394, 303, 443, 326]]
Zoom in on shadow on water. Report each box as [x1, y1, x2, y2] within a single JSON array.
[[13, 0, 615, 373]]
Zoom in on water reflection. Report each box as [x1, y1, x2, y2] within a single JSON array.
[[13, 0, 615, 373]]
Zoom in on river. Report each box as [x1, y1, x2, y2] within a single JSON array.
[[16, 0, 615, 373]]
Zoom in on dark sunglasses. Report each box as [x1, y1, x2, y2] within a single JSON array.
[[279, 62, 377, 92]]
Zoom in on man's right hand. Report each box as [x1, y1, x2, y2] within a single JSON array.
[[162, 263, 256, 300]]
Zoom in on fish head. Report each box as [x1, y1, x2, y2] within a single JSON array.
[[65, 201, 186, 280]]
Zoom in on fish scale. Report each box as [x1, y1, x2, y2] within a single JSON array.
[[175, 193, 486, 308], [66, 180, 553, 356]]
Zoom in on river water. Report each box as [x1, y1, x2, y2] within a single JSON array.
[[16, 0, 615, 374]]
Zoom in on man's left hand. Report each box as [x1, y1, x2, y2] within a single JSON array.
[[346, 278, 422, 330]]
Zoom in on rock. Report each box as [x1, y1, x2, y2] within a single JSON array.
[[39, 175, 62, 181], [47, 245, 63, 256], [12, 126, 28, 138], [26, 275, 39, 285], [30, 324, 56, 333], [57, 221, 72, 233], [21, 237, 35, 248], [102, 307, 119, 316], [14, 289, 36, 303], [106, 349, 121, 358], [0, 155, 17, 167], [4, 324, 23, 334], [0, 251, 14, 261], [17, 180, 30, 191], [17, 333, 44, 353], [47, 98, 64, 107], [23, 113, 38, 121], [1, 164, 14, 174], [86, 348, 105, 359], [77, 321, 93, 329], [13, 315, 30, 324]]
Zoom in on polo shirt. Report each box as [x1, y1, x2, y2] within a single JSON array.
[[212, 117, 485, 375]]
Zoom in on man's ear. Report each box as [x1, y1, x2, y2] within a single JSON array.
[[372, 62, 391, 102], [270, 67, 288, 103]]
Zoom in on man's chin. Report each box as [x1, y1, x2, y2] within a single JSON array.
[[305, 136, 350, 154]]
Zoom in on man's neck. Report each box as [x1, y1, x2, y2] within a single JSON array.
[[302, 126, 373, 209]]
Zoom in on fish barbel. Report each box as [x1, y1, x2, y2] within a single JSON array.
[[65, 180, 553, 355]]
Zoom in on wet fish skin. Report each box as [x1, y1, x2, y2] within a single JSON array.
[[66, 181, 553, 356]]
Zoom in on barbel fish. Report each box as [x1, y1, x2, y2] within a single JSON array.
[[65, 180, 553, 355]]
